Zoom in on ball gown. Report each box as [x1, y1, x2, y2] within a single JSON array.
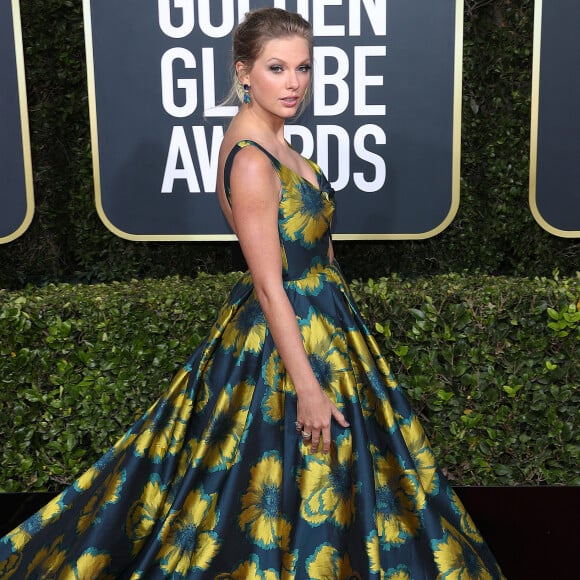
[[0, 140, 504, 579]]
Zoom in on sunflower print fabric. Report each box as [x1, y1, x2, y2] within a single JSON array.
[[0, 140, 504, 579]]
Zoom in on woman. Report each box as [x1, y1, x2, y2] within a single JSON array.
[[0, 8, 504, 579]]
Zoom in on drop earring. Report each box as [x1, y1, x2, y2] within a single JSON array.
[[243, 84, 251, 104]]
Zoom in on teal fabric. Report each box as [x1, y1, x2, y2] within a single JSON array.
[[0, 140, 504, 579]]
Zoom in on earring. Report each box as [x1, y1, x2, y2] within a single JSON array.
[[243, 84, 251, 104]]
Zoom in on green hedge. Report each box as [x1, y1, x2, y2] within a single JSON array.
[[351, 272, 579, 486], [1, 273, 578, 491], [0, 0, 578, 288]]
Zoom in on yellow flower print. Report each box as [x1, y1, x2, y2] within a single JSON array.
[[261, 386, 284, 424], [133, 389, 193, 463], [350, 338, 397, 430], [176, 437, 202, 480], [113, 430, 138, 454], [385, 565, 412, 580], [365, 531, 380, 574], [215, 553, 280, 579], [350, 327, 399, 388], [57, 549, 114, 580], [126, 474, 172, 556], [299, 308, 349, 400], [182, 358, 210, 414], [368, 335, 399, 381], [282, 550, 298, 579], [38, 492, 68, 526], [400, 415, 439, 495], [306, 544, 361, 580], [262, 352, 290, 424], [198, 381, 254, 471], [239, 451, 292, 550], [433, 518, 492, 580], [284, 261, 327, 296], [297, 431, 358, 528], [217, 271, 253, 310], [0, 551, 21, 579], [6, 490, 69, 553], [75, 445, 126, 492], [221, 296, 268, 359], [281, 243, 289, 273], [193, 379, 211, 413], [447, 488, 484, 544], [4, 527, 31, 555], [371, 445, 425, 549], [77, 470, 126, 534], [23, 535, 67, 578], [348, 328, 398, 398], [280, 178, 332, 247], [156, 485, 220, 576], [74, 463, 102, 492]]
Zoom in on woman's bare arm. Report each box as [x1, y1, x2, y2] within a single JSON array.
[[229, 146, 349, 453]]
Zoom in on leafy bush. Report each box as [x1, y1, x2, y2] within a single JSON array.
[[351, 272, 580, 486], [0, 273, 239, 491], [1, 273, 578, 491]]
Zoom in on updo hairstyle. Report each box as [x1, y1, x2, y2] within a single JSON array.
[[227, 8, 313, 114]]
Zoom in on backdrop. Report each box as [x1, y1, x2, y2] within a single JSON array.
[[84, 0, 463, 240]]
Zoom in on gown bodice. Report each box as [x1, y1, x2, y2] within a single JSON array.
[[224, 140, 335, 282]]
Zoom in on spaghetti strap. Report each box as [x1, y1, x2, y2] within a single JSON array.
[[223, 140, 281, 206]]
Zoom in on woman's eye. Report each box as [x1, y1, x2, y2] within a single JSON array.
[[299, 65, 312, 73], [270, 65, 283, 73]]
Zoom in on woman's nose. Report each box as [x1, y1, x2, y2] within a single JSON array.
[[287, 71, 299, 88]]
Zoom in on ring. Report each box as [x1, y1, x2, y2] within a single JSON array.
[[295, 421, 303, 431], [301, 431, 312, 440]]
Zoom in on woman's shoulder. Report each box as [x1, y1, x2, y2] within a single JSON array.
[[221, 133, 279, 172], [220, 137, 279, 197]]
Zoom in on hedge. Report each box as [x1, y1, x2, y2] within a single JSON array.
[[1, 273, 578, 492], [0, 0, 579, 288]]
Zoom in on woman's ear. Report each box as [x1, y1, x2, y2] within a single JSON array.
[[236, 62, 250, 85]]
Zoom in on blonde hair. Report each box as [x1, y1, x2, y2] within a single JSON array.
[[225, 8, 313, 116]]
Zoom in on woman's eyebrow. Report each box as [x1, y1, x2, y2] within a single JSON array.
[[265, 57, 311, 65]]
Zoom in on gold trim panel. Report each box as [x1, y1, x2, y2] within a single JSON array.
[[1, 0, 35, 244], [529, 0, 580, 238]]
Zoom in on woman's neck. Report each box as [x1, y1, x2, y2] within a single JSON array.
[[239, 106, 287, 144]]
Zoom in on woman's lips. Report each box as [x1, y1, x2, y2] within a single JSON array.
[[281, 97, 299, 107]]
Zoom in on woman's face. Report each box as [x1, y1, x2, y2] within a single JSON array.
[[239, 35, 311, 119]]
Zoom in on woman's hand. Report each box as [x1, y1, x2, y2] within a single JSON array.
[[296, 387, 350, 454]]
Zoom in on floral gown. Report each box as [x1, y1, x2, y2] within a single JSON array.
[[0, 140, 504, 579]]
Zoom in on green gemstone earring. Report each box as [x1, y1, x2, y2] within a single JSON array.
[[243, 84, 251, 104]]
